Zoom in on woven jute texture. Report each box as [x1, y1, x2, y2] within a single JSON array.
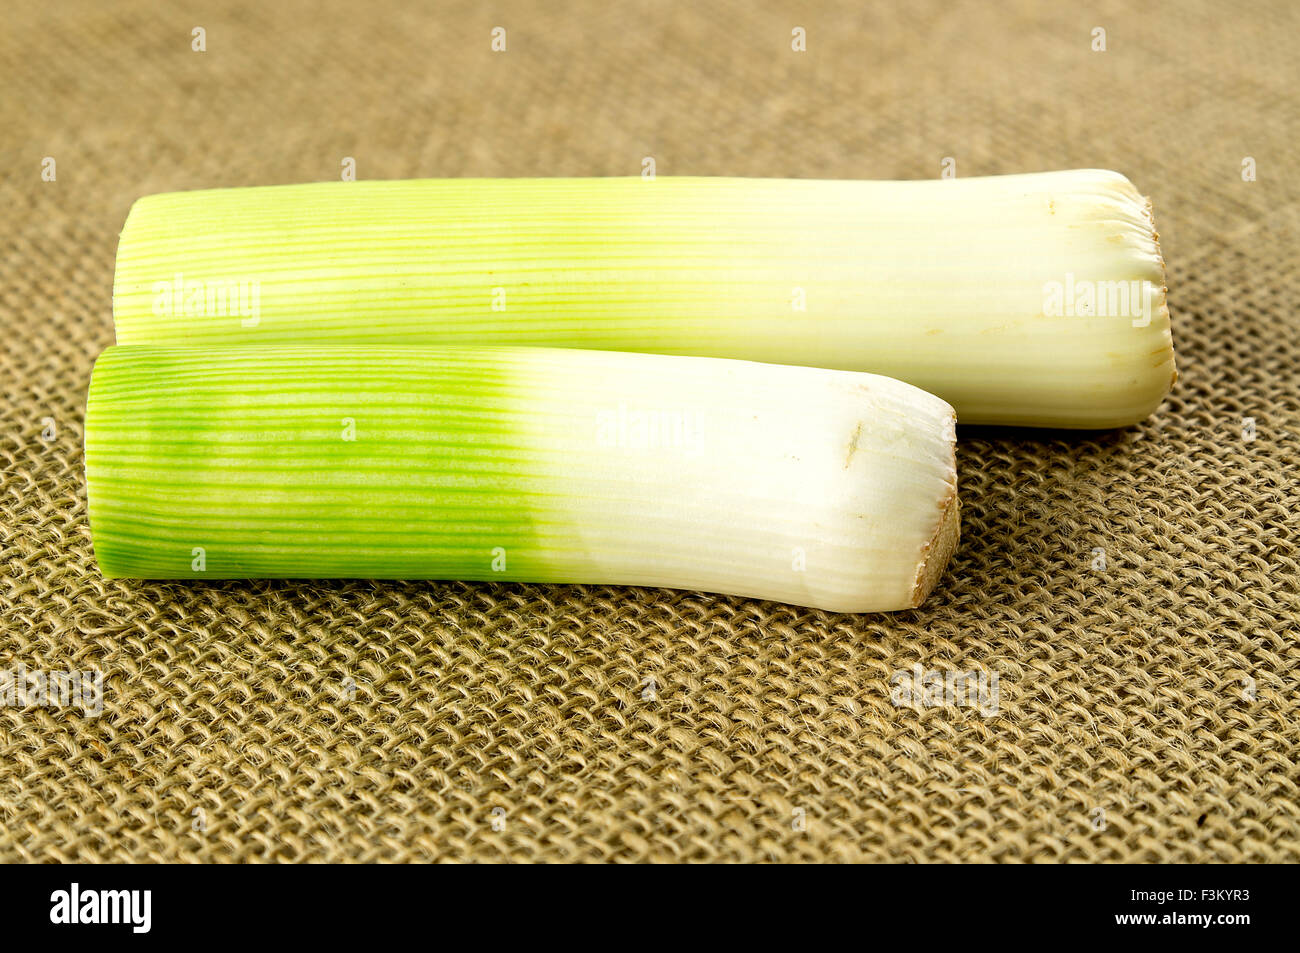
[[2, 0, 1297, 863]]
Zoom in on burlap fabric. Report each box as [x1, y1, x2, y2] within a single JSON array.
[[2, 0, 1297, 863]]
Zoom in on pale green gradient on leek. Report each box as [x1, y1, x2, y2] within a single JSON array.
[[85, 347, 543, 579], [85, 346, 957, 611], [112, 171, 1175, 428]]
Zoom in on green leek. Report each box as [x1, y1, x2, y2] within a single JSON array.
[[85, 345, 959, 612], [112, 170, 1175, 428]]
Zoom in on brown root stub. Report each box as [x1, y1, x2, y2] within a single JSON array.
[[911, 483, 960, 608]]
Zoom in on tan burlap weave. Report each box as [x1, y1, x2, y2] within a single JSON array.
[[2, 0, 1297, 862]]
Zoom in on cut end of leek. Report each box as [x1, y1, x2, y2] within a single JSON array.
[[913, 492, 961, 608], [112, 169, 1175, 429], [84, 345, 959, 613]]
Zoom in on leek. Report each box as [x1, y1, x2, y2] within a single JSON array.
[[112, 169, 1174, 428], [84, 345, 958, 613]]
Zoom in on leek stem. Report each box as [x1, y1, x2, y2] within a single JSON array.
[[85, 345, 958, 612], [113, 170, 1174, 428]]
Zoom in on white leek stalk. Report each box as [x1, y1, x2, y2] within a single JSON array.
[[112, 169, 1174, 428], [85, 346, 959, 612]]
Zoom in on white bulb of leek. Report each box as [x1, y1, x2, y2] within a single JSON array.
[[111, 169, 1174, 428], [85, 346, 958, 612]]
